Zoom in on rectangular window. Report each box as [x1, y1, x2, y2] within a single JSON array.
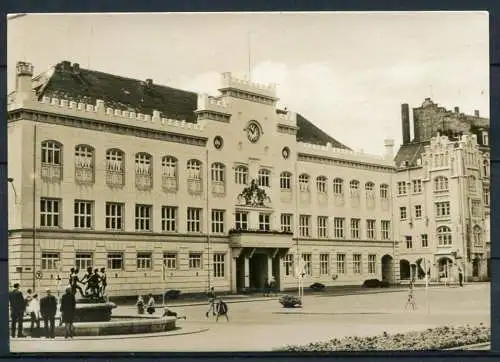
[[75, 252, 92, 271], [421, 234, 428, 248], [336, 253, 346, 275], [106, 202, 124, 231], [483, 188, 490, 207], [187, 208, 202, 232], [302, 253, 312, 276], [406, 236, 413, 249], [400, 206, 407, 220], [319, 253, 329, 275], [235, 212, 248, 230], [350, 218, 360, 239], [412, 179, 422, 193], [211, 209, 225, 233], [368, 254, 376, 275], [280, 213, 292, 232], [415, 205, 422, 219], [135, 204, 152, 231], [213, 253, 225, 278], [381, 220, 391, 240], [436, 202, 450, 217], [397, 181, 407, 195], [189, 252, 202, 269], [299, 215, 310, 237], [366, 219, 376, 239], [234, 166, 248, 185], [259, 213, 271, 231], [74, 200, 93, 229], [353, 254, 362, 274], [161, 206, 177, 232], [284, 254, 294, 276], [107, 252, 123, 270], [163, 252, 177, 270], [334, 217, 345, 239], [137, 252, 152, 269], [471, 200, 481, 217], [317, 216, 329, 238], [41, 252, 60, 270], [40, 198, 61, 227]]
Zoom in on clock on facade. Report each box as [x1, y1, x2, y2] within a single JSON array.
[[282, 147, 290, 159], [246, 122, 261, 143], [213, 136, 224, 150]]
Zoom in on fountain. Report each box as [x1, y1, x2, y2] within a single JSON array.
[[27, 267, 177, 337]]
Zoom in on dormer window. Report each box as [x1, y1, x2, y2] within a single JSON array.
[[482, 131, 489, 146]]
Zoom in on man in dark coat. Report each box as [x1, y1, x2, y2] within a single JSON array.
[[9, 283, 26, 338], [60, 287, 77, 339], [40, 288, 58, 338]]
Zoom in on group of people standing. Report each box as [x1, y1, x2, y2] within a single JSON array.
[[9, 283, 77, 339]]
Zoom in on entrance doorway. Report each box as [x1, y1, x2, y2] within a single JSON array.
[[381, 254, 393, 282], [400, 259, 411, 280], [249, 253, 267, 290]]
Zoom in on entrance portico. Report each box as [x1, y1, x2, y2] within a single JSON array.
[[229, 230, 293, 293]]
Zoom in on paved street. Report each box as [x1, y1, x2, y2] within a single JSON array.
[[11, 283, 490, 352]]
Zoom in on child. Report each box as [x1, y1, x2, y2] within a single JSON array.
[[405, 281, 416, 310], [28, 293, 41, 336], [136, 295, 145, 315]]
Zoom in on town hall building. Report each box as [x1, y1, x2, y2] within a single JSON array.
[[7, 60, 489, 297]]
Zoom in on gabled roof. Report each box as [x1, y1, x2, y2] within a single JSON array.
[[31, 60, 351, 148], [394, 141, 429, 167]]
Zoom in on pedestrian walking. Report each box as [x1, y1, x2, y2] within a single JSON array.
[[405, 281, 416, 311], [263, 278, 270, 296], [146, 294, 156, 315], [100, 268, 107, 297], [9, 283, 26, 338], [60, 287, 76, 339], [215, 298, 229, 322], [458, 266, 464, 287], [27, 293, 41, 336], [269, 275, 276, 296], [40, 289, 57, 339]]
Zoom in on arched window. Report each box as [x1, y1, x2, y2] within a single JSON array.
[[468, 175, 477, 193], [437, 226, 452, 246], [258, 168, 270, 187], [161, 156, 177, 177], [316, 176, 327, 193], [106, 149, 124, 172], [41, 140, 62, 165], [280, 171, 292, 190], [235, 165, 248, 185], [135, 153, 152, 175], [434, 176, 449, 192], [75, 145, 94, 184], [74, 145, 93, 168], [298, 174, 310, 192], [187, 159, 202, 180], [365, 182, 375, 191], [211, 162, 225, 182], [333, 178, 344, 195], [380, 184, 389, 199], [473, 225, 482, 247]]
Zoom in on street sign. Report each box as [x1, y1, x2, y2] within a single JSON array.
[[35, 270, 42, 279]]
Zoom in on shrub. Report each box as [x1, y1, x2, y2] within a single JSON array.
[[309, 283, 326, 291], [275, 324, 490, 351], [362, 279, 381, 288], [164, 290, 181, 300], [279, 294, 302, 308]]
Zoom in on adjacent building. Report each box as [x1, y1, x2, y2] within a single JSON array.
[[7, 60, 489, 297]]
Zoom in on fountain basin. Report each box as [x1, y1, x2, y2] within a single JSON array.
[[75, 302, 117, 322], [27, 316, 177, 337]]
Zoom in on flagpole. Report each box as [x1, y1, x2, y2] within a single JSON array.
[[424, 258, 429, 314], [162, 261, 166, 308]]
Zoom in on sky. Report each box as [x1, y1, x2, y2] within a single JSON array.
[[7, 12, 489, 155]]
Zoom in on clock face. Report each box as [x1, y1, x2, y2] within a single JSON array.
[[246, 122, 261, 143]]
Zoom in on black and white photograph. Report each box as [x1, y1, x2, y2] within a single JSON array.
[[7, 12, 490, 352]]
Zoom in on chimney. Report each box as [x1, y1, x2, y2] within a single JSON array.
[[401, 103, 411, 144], [15, 61, 34, 102], [61, 60, 71, 71], [384, 139, 395, 160], [474, 110, 480, 117], [145, 78, 153, 87], [454, 106, 459, 113]]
